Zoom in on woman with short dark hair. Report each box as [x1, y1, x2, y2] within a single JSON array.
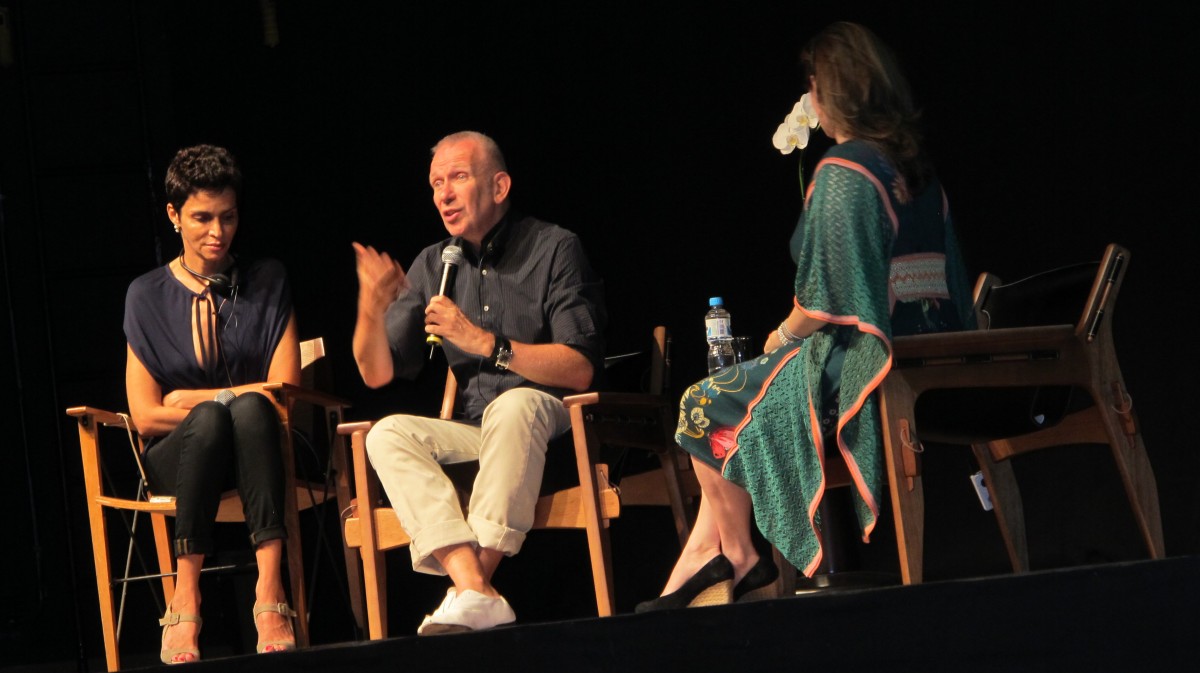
[[124, 144, 301, 662]]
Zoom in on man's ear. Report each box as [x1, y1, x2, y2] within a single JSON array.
[[492, 171, 512, 203], [166, 203, 180, 228]]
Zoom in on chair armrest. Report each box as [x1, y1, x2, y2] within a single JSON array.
[[562, 392, 675, 452], [66, 406, 131, 428], [563, 391, 669, 410], [337, 420, 375, 436], [892, 325, 1078, 362], [264, 382, 352, 409]]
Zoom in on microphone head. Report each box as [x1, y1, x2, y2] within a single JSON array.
[[441, 245, 463, 266], [207, 273, 234, 297]]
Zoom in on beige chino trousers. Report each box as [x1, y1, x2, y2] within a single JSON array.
[[365, 388, 571, 575]]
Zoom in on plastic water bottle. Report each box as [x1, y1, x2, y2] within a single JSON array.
[[705, 297, 736, 374]]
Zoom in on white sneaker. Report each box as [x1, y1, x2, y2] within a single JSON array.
[[417, 588, 516, 636]]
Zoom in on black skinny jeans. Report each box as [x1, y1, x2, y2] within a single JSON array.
[[143, 393, 287, 557]]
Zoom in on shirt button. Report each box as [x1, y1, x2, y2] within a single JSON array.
[[483, 305, 490, 312], [482, 269, 488, 276]]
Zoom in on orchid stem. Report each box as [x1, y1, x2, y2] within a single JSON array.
[[798, 149, 805, 199]]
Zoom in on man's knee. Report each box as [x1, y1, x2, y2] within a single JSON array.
[[483, 388, 564, 429], [364, 415, 397, 464], [365, 413, 425, 464]]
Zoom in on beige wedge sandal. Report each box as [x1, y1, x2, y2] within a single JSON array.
[[253, 602, 298, 653], [159, 608, 202, 665]]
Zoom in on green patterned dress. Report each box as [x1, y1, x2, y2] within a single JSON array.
[[676, 140, 974, 576]]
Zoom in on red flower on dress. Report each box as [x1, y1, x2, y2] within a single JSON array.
[[709, 426, 737, 459]]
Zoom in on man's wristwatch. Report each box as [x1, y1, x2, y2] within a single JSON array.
[[490, 334, 513, 371]]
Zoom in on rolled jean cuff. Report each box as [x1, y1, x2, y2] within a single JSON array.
[[468, 513, 526, 558], [410, 519, 478, 576], [173, 538, 212, 558], [250, 525, 287, 547]]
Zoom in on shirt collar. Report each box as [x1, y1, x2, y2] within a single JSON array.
[[469, 209, 517, 265]]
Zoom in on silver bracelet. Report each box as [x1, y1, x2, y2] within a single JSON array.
[[777, 321, 801, 346]]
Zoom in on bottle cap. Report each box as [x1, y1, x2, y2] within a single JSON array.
[[709, 297, 723, 306]]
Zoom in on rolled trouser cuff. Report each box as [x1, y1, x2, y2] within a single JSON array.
[[409, 519, 478, 575], [250, 524, 287, 547], [173, 537, 212, 557]]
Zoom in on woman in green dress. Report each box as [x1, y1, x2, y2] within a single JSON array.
[[638, 21, 975, 611]]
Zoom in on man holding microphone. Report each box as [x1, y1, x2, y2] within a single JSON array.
[[351, 130, 606, 634]]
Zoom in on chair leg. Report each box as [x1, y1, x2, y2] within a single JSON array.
[[971, 444, 1029, 573], [1098, 383, 1165, 558], [338, 511, 367, 634], [878, 382, 925, 585], [151, 513, 176, 605], [77, 418, 123, 671], [359, 540, 387, 639], [328, 411, 367, 632], [569, 407, 615, 616], [279, 423, 310, 647], [284, 529, 309, 645], [88, 503, 120, 671], [360, 539, 388, 639], [657, 448, 696, 549], [350, 430, 389, 639], [985, 391, 1164, 561]]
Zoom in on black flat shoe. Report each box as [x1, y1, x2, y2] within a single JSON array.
[[635, 555, 734, 613], [734, 554, 779, 602]]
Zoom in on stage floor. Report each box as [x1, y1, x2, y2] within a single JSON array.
[[91, 554, 1196, 673]]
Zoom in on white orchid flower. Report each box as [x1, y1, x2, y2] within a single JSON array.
[[772, 121, 804, 155], [771, 93, 821, 197], [771, 93, 819, 155], [793, 93, 819, 129]]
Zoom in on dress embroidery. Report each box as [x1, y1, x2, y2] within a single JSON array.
[[890, 253, 951, 302]]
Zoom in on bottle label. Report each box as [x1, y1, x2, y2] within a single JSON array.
[[706, 317, 731, 340]]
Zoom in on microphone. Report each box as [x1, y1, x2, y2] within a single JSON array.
[[427, 242, 464, 359]]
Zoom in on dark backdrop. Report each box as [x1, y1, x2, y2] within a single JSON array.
[[2, 1, 1196, 670]]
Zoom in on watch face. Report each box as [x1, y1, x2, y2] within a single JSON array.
[[496, 344, 513, 371]]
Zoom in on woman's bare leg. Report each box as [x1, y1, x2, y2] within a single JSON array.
[[162, 554, 203, 663], [660, 460, 760, 594], [253, 539, 295, 651]]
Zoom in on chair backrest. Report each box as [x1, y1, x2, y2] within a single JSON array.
[[440, 367, 458, 420], [292, 336, 333, 482], [973, 244, 1128, 339], [914, 243, 1130, 442], [301, 336, 326, 369], [648, 325, 670, 397], [298, 336, 330, 395], [438, 326, 672, 419]]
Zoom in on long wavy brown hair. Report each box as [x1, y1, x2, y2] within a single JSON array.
[[801, 22, 932, 194]]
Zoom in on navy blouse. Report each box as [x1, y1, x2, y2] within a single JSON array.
[[124, 257, 292, 394]]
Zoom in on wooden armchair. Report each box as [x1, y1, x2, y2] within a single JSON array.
[[340, 325, 696, 638], [877, 242, 1162, 583], [68, 337, 356, 671], [564, 326, 700, 548], [776, 243, 1162, 591]]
